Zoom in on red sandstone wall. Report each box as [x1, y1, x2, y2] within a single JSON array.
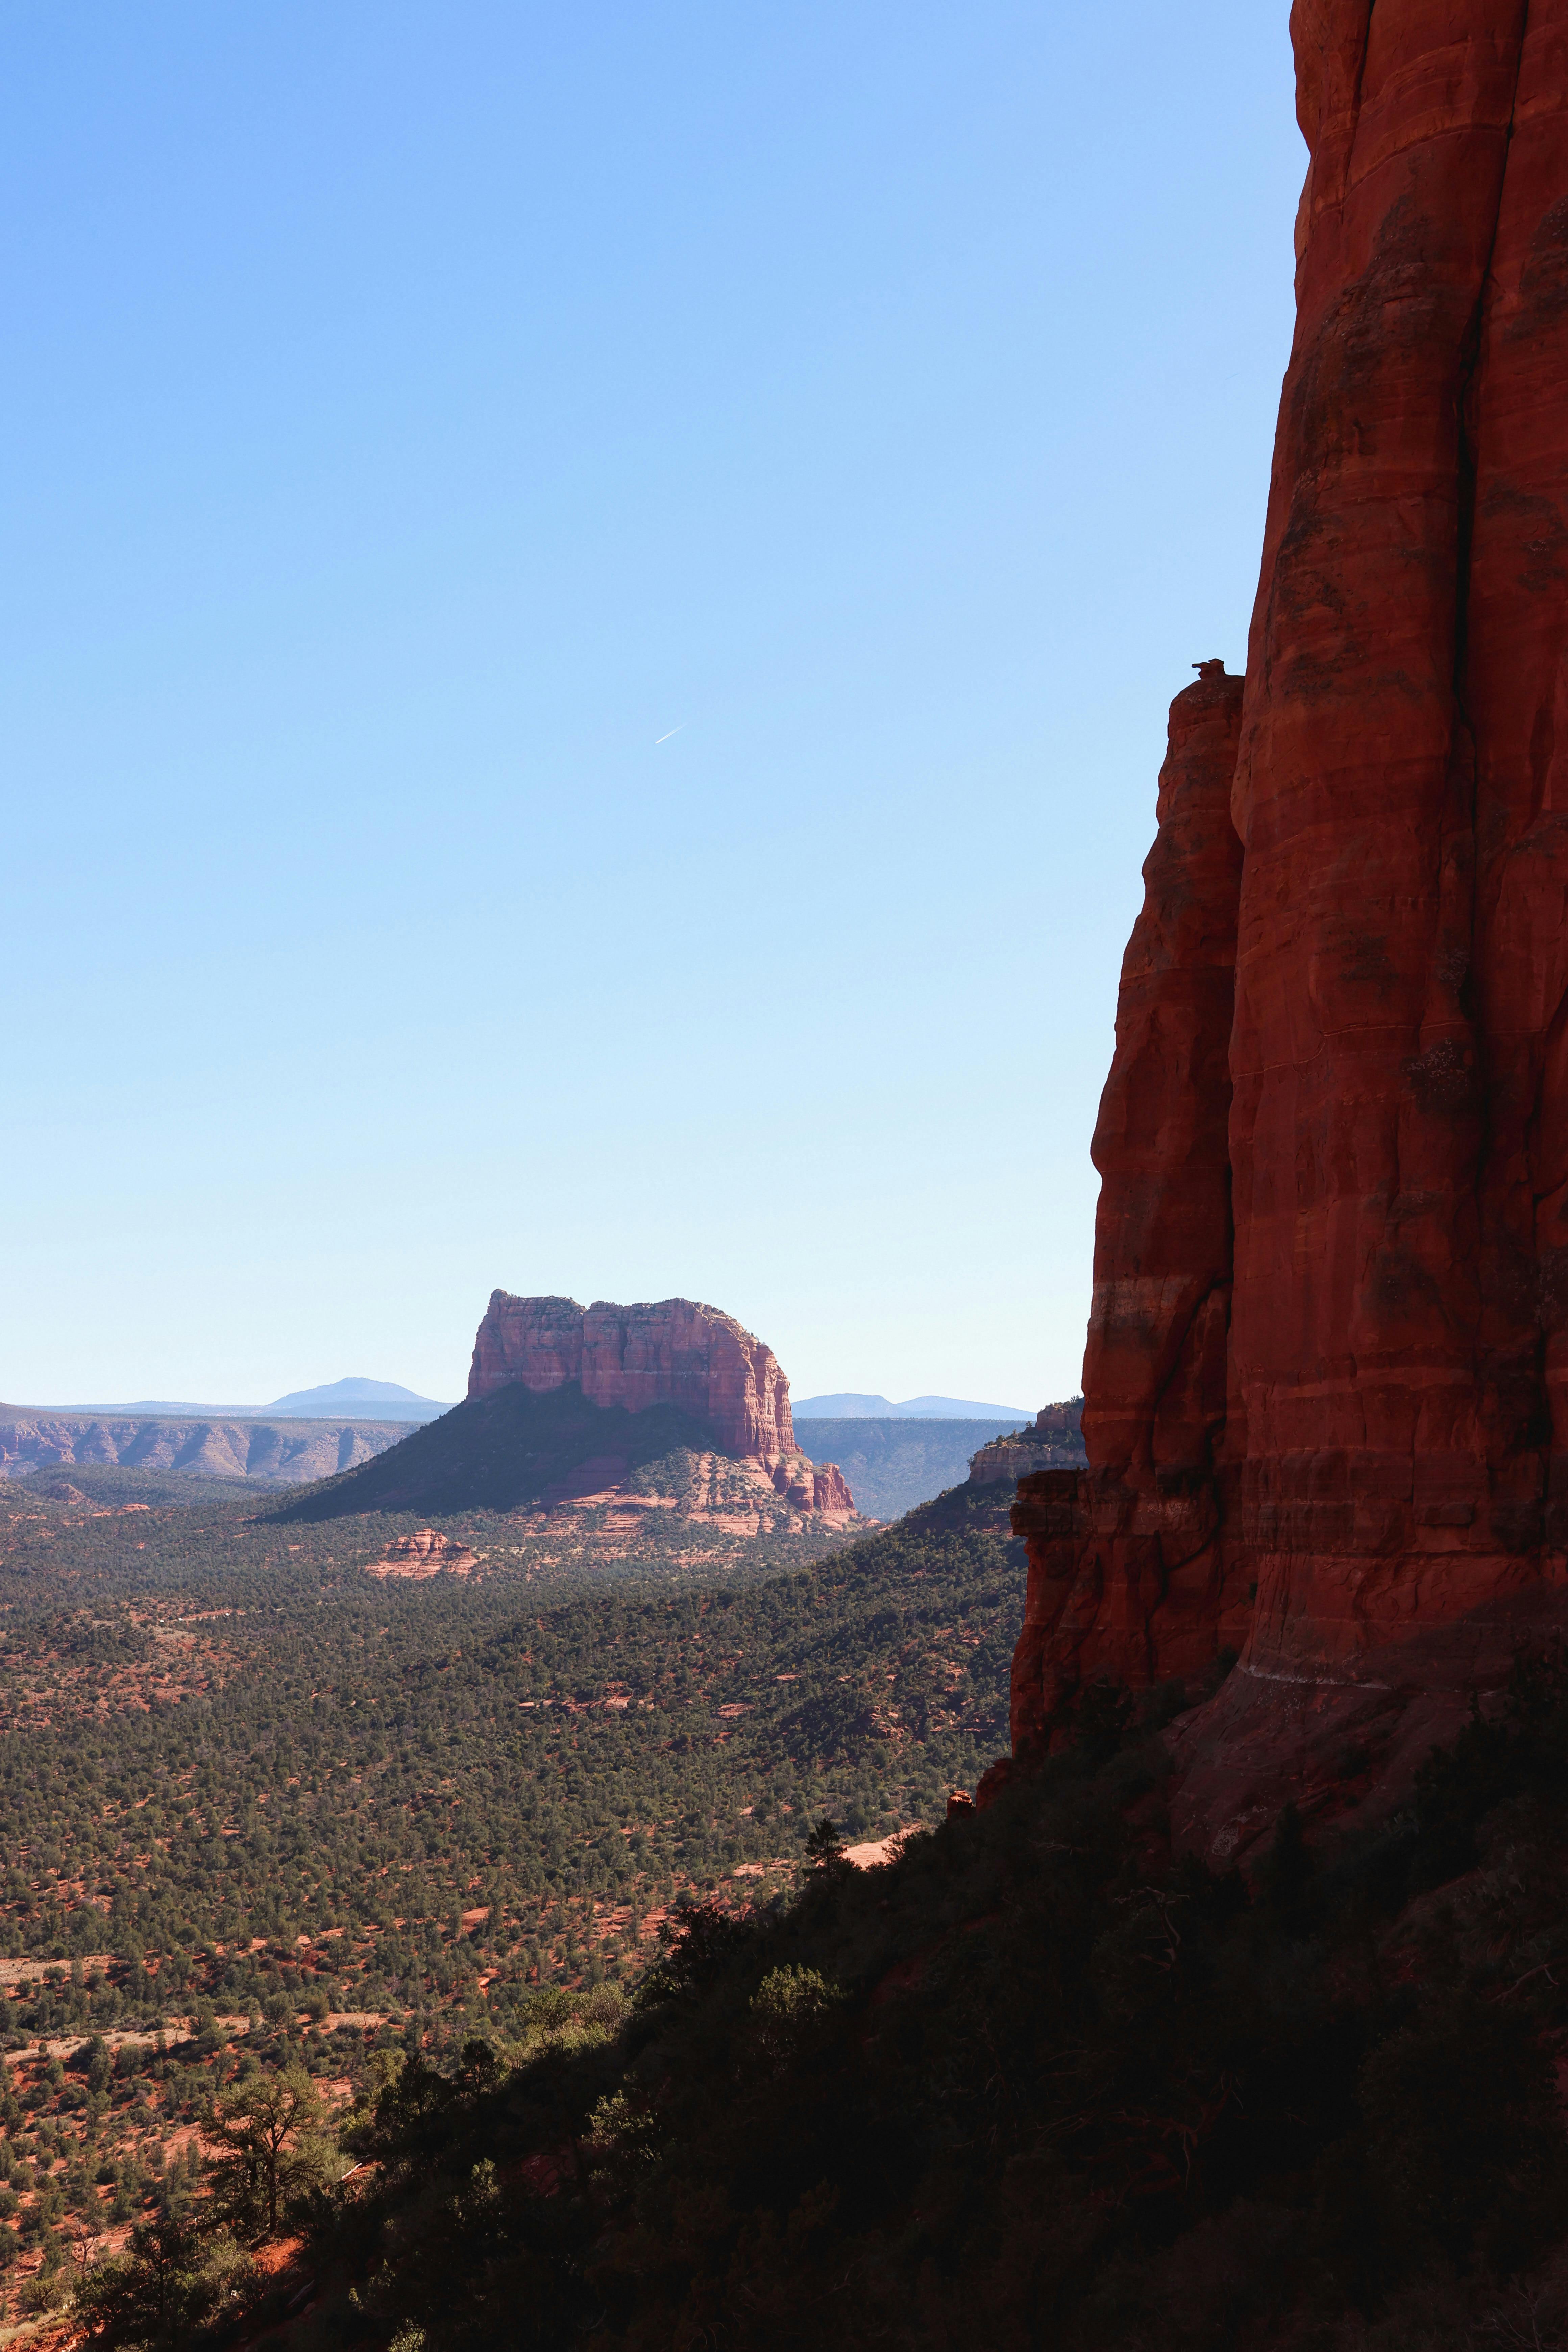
[[1228, 0, 1568, 1682], [1083, 662, 1244, 1483], [1011, 667, 1248, 1748], [1009, 1, 1568, 1770], [1227, 0, 1525, 1678]]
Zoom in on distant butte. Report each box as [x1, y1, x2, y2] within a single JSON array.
[[992, 2, 1568, 1861], [266, 1293, 859, 1528], [468, 1292, 854, 1515]]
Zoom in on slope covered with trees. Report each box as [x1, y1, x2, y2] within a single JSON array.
[[261, 1383, 731, 1521], [287, 1647, 1568, 2351], [0, 1468, 1019, 2310]]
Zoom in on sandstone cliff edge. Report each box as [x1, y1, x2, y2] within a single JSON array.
[[996, 0, 1568, 1863]]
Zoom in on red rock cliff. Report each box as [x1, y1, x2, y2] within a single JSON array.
[[468, 1293, 854, 1515], [1010, 665, 1249, 1747], [1009, 0, 1568, 1848]]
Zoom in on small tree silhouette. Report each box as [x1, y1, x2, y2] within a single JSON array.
[[804, 1817, 846, 1870]]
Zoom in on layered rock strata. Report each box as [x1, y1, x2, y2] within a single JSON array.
[[1006, 1, 1568, 1851], [0, 1410, 404, 1486], [467, 1293, 853, 1514], [365, 1528, 480, 1580], [967, 1399, 1087, 1488]]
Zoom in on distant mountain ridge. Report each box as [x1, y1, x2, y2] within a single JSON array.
[[793, 1392, 1033, 1421], [65, 1377, 451, 1423], [0, 1408, 415, 1486], [794, 1400, 1085, 1518], [267, 1379, 451, 1418]]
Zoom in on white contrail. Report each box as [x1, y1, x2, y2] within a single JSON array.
[[654, 724, 686, 745]]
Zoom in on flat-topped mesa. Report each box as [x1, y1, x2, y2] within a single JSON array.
[[1000, 1, 1568, 1857], [467, 1292, 853, 1514]]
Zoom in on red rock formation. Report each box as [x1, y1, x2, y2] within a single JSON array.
[[467, 1293, 854, 1515], [1010, 665, 1248, 1750], [1225, 0, 1530, 1687], [1005, 2, 1568, 1854], [366, 1528, 480, 1580], [802, 1459, 857, 1515], [968, 1400, 1087, 1490]]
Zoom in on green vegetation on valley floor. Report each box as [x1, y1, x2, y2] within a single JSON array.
[[0, 1471, 1020, 1975], [6, 1461, 1565, 2349], [0, 1463, 1022, 2316]]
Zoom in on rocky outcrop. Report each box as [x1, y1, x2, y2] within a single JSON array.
[[365, 1528, 480, 1579], [1004, 3, 1568, 1856], [0, 1411, 407, 1486], [967, 1400, 1087, 1488], [794, 1458, 856, 1515], [468, 1294, 852, 1513]]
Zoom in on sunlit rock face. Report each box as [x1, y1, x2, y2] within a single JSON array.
[[468, 1292, 853, 1514], [1009, 666, 1248, 1746]]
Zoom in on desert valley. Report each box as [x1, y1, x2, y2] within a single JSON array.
[[15, 3, 1568, 2349], [0, 1289, 1078, 2341]]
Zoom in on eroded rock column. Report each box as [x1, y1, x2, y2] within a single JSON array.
[[1011, 664, 1247, 1751], [1231, 1, 1546, 1682]]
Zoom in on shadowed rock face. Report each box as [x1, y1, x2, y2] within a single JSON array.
[[1227, 0, 1549, 1685], [1008, 1, 1568, 1855], [1081, 667, 1244, 1489]]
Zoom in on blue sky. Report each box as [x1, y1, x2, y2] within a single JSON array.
[[2, 3, 1301, 1410]]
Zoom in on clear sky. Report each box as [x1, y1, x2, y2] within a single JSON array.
[[2, 3, 1303, 1411]]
